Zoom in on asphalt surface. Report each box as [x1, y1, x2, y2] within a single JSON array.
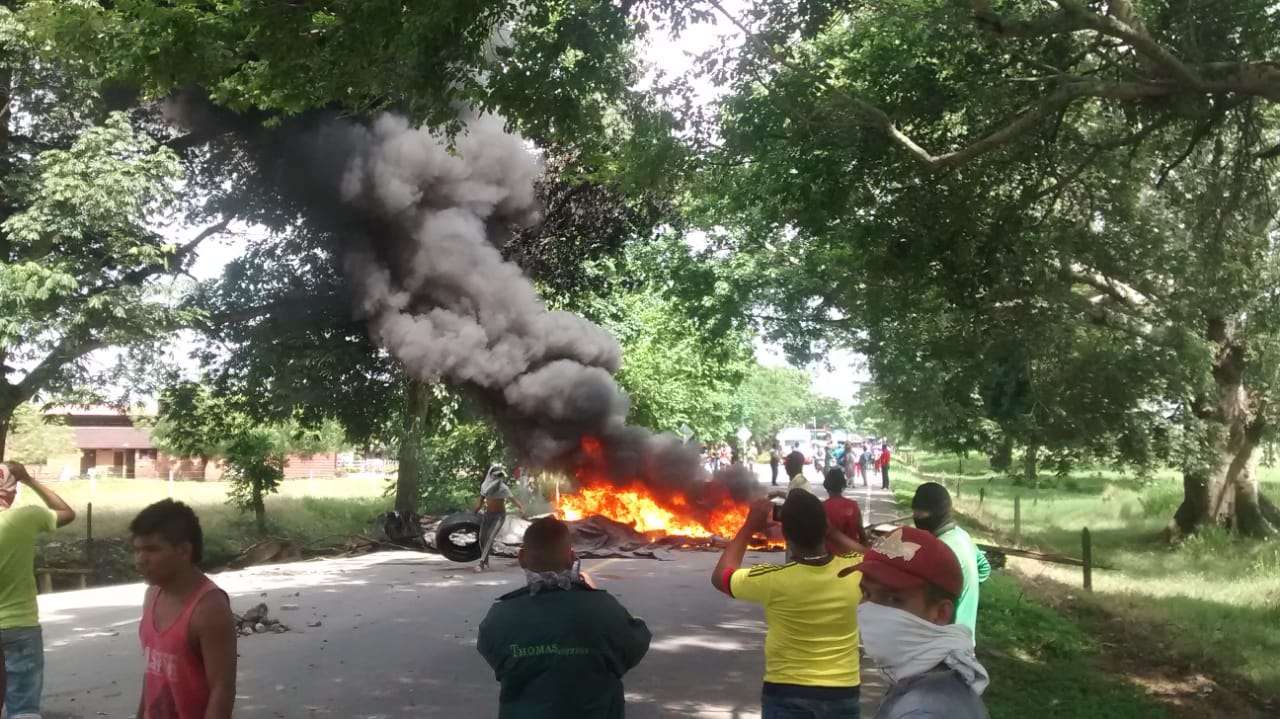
[[36, 465, 900, 719]]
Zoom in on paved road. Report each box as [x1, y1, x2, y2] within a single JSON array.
[[38, 479, 900, 719]]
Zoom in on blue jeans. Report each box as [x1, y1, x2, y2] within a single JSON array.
[[762, 695, 860, 719], [2, 625, 44, 718]]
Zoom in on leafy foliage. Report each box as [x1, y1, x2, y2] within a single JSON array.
[[679, 0, 1280, 530], [4, 402, 76, 465], [153, 381, 345, 531]]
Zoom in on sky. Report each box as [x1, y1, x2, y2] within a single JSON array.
[[94, 4, 868, 404]]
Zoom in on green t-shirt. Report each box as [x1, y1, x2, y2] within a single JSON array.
[[938, 525, 989, 643], [0, 505, 57, 629]]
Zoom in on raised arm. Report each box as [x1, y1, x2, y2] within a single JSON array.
[[8, 463, 75, 527], [826, 526, 867, 555], [712, 498, 771, 594]]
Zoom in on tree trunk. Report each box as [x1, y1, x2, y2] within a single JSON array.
[[395, 378, 431, 512], [253, 488, 267, 534], [1172, 327, 1275, 538], [990, 435, 1014, 472], [1023, 443, 1039, 486], [0, 412, 9, 462]]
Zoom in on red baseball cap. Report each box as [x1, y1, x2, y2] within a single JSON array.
[[851, 526, 963, 597]]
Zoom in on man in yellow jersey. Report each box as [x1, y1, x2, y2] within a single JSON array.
[[712, 490, 862, 718]]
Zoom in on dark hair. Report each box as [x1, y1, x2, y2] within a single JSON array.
[[129, 500, 204, 564], [780, 489, 827, 551], [925, 582, 957, 623], [783, 451, 805, 474], [823, 467, 847, 496], [911, 482, 953, 514], [523, 516, 570, 552]]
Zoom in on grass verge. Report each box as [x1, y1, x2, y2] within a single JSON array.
[[979, 574, 1171, 718], [897, 452, 1280, 713], [14, 476, 394, 581]]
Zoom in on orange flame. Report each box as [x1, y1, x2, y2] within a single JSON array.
[[558, 436, 778, 545], [559, 482, 750, 539]]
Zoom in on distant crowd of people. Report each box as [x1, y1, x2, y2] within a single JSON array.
[[769, 439, 893, 492], [4, 450, 988, 719]]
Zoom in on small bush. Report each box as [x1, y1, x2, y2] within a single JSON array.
[[1137, 485, 1182, 518]]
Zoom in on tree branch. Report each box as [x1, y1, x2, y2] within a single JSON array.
[[708, 0, 1277, 172], [1156, 97, 1248, 187], [14, 331, 108, 406], [170, 217, 232, 270], [1061, 1, 1202, 89], [1061, 261, 1152, 309]]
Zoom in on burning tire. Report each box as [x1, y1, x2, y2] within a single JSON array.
[[435, 511, 483, 563]]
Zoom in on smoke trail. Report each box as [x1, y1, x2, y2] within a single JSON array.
[[320, 112, 760, 507], [163, 94, 760, 509]]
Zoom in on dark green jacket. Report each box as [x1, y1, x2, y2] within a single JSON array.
[[478, 582, 651, 719]]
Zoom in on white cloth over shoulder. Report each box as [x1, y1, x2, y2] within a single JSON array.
[[481, 466, 514, 499], [857, 602, 989, 695]]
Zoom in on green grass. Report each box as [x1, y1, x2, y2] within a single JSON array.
[[979, 575, 1170, 718], [15, 476, 394, 570], [899, 452, 1280, 701]]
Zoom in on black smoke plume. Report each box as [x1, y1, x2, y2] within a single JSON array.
[[165, 94, 760, 515]]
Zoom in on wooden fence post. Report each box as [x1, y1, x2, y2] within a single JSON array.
[[1014, 495, 1022, 546], [86, 501, 94, 572], [1082, 527, 1093, 592], [978, 487, 985, 519]]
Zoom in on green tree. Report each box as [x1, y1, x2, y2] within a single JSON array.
[[684, 0, 1280, 535], [221, 427, 286, 535], [732, 365, 854, 446], [4, 402, 76, 466], [154, 382, 345, 532]]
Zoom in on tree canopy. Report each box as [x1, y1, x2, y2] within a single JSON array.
[[683, 0, 1280, 534]]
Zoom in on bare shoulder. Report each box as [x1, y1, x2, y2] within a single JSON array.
[[191, 587, 234, 632]]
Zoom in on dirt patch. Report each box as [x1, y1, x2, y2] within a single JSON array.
[[1010, 565, 1277, 718]]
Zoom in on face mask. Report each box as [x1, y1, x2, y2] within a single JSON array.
[[913, 512, 949, 534], [524, 559, 583, 595], [857, 602, 989, 694]]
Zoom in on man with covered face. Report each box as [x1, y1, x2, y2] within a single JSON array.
[[911, 482, 990, 641], [844, 527, 989, 719], [474, 464, 527, 572], [1, 461, 76, 719]]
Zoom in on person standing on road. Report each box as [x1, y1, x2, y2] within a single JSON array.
[[858, 445, 873, 488], [478, 517, 651, 719], [911, 483, 991, 642], [713, 491, 863, 718], [840, 442, 856, 483], [876, 443, 892, 490], [475, 465, 526, 573], [1, 461, 76, 719], [843, 527, 989, 718], [783, 451, 814, 496], [822, 468, 868, 556], [769, 446, 781, 486], [132, 500, 236, 719]]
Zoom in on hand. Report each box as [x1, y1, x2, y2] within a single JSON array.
[[744, 498, 773, 534], [4, 461, 31, 484]]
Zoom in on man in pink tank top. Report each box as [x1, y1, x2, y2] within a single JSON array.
[[130, 500, 236, 719]]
